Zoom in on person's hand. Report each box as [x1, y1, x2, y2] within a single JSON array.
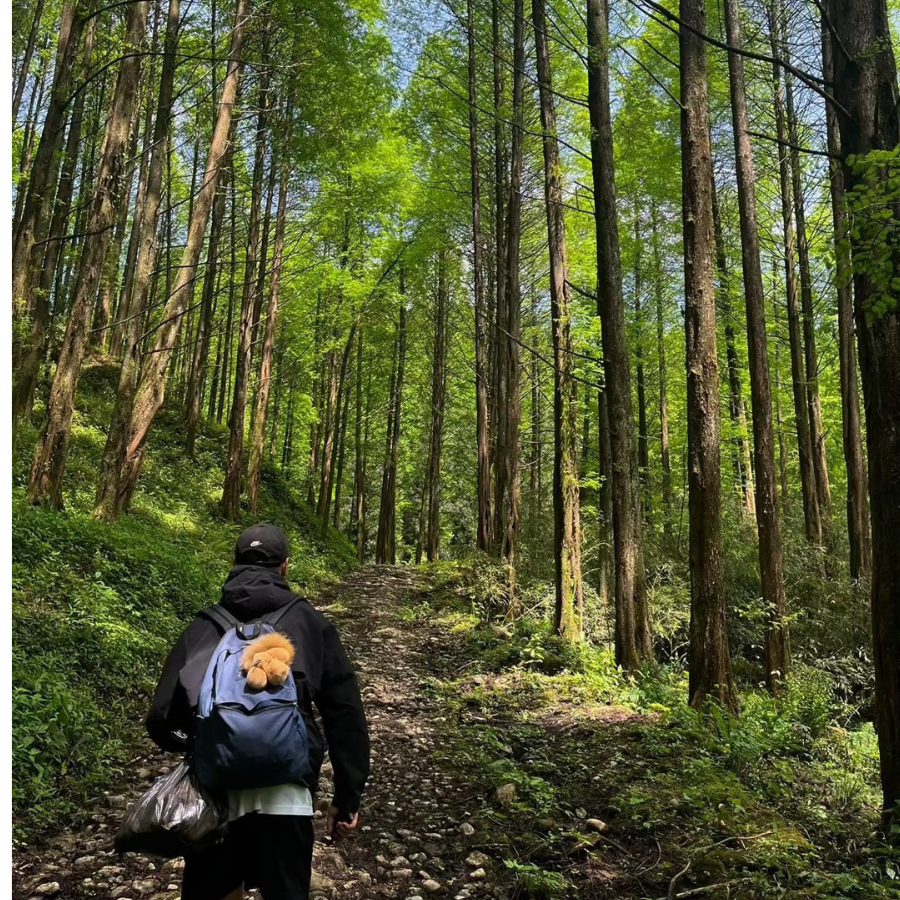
[[326, 805, 359, 841]]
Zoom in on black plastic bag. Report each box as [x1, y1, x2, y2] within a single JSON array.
[[115, 760, 228, 858]]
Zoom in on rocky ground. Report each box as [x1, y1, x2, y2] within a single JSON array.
[[12, 566, 517, 900]]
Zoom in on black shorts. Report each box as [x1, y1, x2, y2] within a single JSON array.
[[182, 814, 314, 900]]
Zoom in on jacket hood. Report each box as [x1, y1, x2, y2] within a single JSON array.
[[220, 564, 297, 620]]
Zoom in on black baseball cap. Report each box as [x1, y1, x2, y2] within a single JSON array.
[[234, 523, 290, 567]]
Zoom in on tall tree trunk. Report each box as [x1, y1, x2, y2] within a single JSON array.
[[376, 289, 407, 565], [821, 11, 870, 580], [92, 0, 181, 519], [332, 364, 352, 531], [633, 209, 650, 514], [426, 251, 449, 562], [466, 0, 492, 552], [247, 100, 292, 512], [497, 0, 525, 568], [218, 184, 238, 425], [586, 0, 641, 666], [767, 1, 822, 547], [99, 0, 248, 518], [680, 0, 737, 712], [13, 15, 96, 428], [221, 28, 270, 519], [12, 0, 46, 125], [534, 0, 583, 642], [12, 0, 85, 318], [651, 203, 672, 536], [724, 0, 789, 694], [27, 0, 149, 508], [780, 19, 830, 523], [830, 0, 900, 830], [711, 173, 756, 522]]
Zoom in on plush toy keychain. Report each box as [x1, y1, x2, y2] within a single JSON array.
[[241, 633, 295, 690]]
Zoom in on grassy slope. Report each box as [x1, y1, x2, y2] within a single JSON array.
[[412, 560, 899, 900], [12, 363, 356, 841]]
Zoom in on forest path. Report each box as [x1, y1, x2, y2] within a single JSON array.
[[13, 565, 518, 900]]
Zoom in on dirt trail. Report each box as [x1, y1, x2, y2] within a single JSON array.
[[13, 566, 506, 900]]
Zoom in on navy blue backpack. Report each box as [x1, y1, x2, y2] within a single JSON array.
[[191, 602, 309, 792]]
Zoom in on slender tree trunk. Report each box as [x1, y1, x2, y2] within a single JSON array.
[[376, 289, 407, 565], [332, 365, 352, 531], [534, 0, 583, 642], [633, 209, 650, 514], [497, 0, 525, 569], [218, 184, 238, 425], [426, 251, 449, 562], [680, 0, 737, 712], [101, 0, 248, 518], [12, 1, 85, 317], [767, 1, 822, 546], [651, 203, 672, 536], [12, 0, 46, 124], [780, 17, 830, 523], [13, 16, 96, 428], [27, 0, 149, 508], [92, 0, 181, 518], [821, 11, 870, 580], [711, 174, 756, 522], [186, 144, 231, 457], [830, 0, 900, 829], [466, 0, 492, 552], [221, 28, 270, 519], [587, 0, 641, 666], [247, 100, 292, 512], [724, 0, 789, 694]]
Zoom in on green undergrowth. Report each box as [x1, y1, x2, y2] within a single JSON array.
[[413, 556, 898, 899], [12, 363, 356, 843]]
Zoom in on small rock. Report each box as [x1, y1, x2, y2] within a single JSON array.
[[390, 857, 411, 868], [310, 872, 335, 893], [136, 768, 152, 781], [73, 856, 97, 870], [390, 869, 413, 881], [458, 823, 475, 837], [108, 795, 128, 809], [110, 889, 132, 900], [469, 868, 486, 881], [465, 852, 488, 868], [33, 883, 60, 896], [422, 879, 441, 893], [132, 879, 157, 895], [585, 819, 609, 834], [493, 784, 516, 806], [314, 797, 332, 814], [358, 872, 373, 887]]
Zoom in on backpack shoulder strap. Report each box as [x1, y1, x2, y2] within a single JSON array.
[[262, 597, 303, 629], [199, 604, 239, 634]]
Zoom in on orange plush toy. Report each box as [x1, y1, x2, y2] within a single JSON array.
[[241, 633, 295, 690]]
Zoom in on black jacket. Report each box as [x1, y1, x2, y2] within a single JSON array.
[[146, 565, 370, 813]]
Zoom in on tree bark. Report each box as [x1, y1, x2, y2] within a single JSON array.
[[221, 28, 271, 519], [534, 0, 583, 642], [93, 0, 181, 519], [633, 209, 650, 514], [830, 0, 900, 830], [711, 172, 756, 523], [376, 288, 407, 565], [587, 0, 641, 666], [723, 0, 789, 694], [651, 203, 672, 536], [12, 15, 96, 429], [767, 1, 822, 547], [426, 251, 449, 562], [247, 100, 292, 512], [680, 0, 737, 713], [12, 0, 46, 125], [103, 0, 248, 517], [12, 0, 85, 319], [820, 10, 870, 581], [466, 0, 492, 553], [27, 0, 149, 508]]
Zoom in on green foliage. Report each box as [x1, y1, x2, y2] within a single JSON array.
[[842, 147, 900, 321], [503, 860, 568, 899]]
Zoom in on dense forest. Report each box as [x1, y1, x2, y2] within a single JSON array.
[[10, 0, 900, 894]]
